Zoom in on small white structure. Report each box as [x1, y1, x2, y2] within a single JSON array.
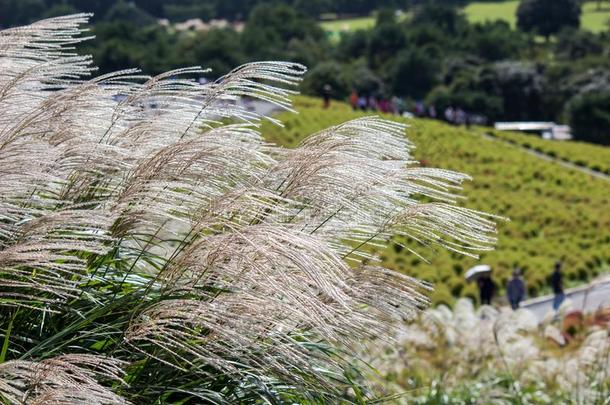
[[494, 122, 572, 140]]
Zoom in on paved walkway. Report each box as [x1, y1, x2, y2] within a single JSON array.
[[482, 132, 610, 182], [520, 277, 610, 322]]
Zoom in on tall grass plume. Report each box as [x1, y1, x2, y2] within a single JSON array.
[[0, 15, 498, 403]]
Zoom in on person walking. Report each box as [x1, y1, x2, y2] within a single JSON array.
[[506, 268, 525, 310], [349, 89, 358, 111], [477, 274, 496, 306], [322, 84, 332, 109], [379, 97, 389, 113], [444, 106, 455, 124], [367, 95, 377, 112], [358, 95, 367, 111], [550, 261, 565, 311]]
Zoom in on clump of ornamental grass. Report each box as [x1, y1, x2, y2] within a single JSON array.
[[367, 299, 610, 404], [0, 15, 499, 403]]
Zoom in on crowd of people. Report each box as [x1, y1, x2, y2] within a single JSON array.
[[340, 89, 487, 126], [348, 90, 408, 115], [476, 261, 566, 311]]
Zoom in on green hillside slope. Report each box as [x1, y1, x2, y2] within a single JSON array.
[[262, 97, 610, 305]]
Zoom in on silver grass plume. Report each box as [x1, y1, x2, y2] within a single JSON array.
[[0, 15, 500, 402], [0, 355, 127, 404]]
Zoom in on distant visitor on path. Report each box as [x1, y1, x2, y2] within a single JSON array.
[[368, 95, 377, 111], [478, 274, 496, 306], [349, 90, 358, 111], [444, 106, 455, 124], [506, 268, 525, 310], [358, 95, 367, 111], [322, 84, 332, 109], [550, 261, 565, 310]]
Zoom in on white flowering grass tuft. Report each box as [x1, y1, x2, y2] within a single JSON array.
[[0, 15, 499, 403], [368, 299, 610, 404]]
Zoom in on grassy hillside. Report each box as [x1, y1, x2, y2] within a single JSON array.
[[464, 0, 519, 27], [320, 17, 375, 41], [262, 97, 610, 305], [320, 12, 410, 42], [464, 1, 610, 32]]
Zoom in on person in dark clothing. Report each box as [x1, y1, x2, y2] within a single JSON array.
[[506, 268, 525, 310], [322, 84, 332, 109], [550, 261, 565, 310], [477, 275, 496, 306]]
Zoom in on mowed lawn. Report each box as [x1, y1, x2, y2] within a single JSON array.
[[320, 16, 375, 42], [320, 16, 375, 32], [464, 1, 610, 32], [464, 0, 520, 27], [320, 12, 410, 41]]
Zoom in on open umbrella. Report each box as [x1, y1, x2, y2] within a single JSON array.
[[465, 264, 492, 282]]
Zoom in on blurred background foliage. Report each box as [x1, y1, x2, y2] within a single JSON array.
[[1, 0, 608, 143]]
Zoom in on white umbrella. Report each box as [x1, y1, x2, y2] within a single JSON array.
[[465, 264, 492, 282]]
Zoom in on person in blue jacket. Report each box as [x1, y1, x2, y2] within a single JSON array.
[[550, 261, 565, 310], [506, 268, 526, 310]]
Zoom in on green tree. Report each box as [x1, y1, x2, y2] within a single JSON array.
[[162, 2, 214, 21], [300, 61, 350, 99], [83, 22, 177, 74], [42, 2, 79, 19], [412, 3, 467, 35], [293, 0, 332, 17], [368, 13, 407, 68], [66, 0, 114, 20], [390, 46, 441, 99], [178, 28, 245, 78], [103, 0, 156, 25], [568, 91, 610, 145], [555, 28, 605, 60], [241, 3, 326, 61], [483, 61, 547, 120], [336, 30, 369, 61], [465, 21, 527, 61], [517, 0, 581, 39], [344, 60, 384, 95], [0, 0, 45, 27]]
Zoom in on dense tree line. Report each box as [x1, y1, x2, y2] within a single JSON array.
[[1, 0, 608, 143], [316, 3, 609, 144], [0, 0, 412, 26]]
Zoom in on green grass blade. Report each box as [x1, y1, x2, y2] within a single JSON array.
[[0, 309, 19, 363]]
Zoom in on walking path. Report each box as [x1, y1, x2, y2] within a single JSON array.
[[520, 277, 610, 322], [481, 132, 610, 182]]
